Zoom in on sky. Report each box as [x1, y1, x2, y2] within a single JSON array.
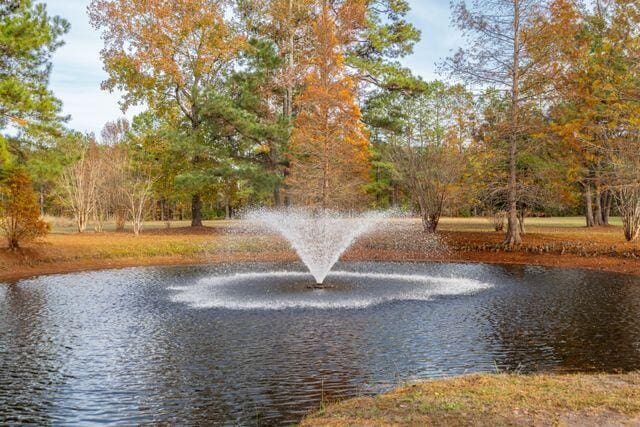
[[45, 0, 461, 136]]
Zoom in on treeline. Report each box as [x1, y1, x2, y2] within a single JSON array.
[[1, 0, 639, 248]]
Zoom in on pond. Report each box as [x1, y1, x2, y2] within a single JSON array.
[[1, 262, 640, 425]]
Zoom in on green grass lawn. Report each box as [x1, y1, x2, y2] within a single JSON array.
[[45, 215, 622, 234], [437, 216, 622, 232]]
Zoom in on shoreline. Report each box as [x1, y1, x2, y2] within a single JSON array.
[[3, 247, 640, 283], [301, 372, 640, 426]]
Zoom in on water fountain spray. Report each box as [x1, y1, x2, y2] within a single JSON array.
[[246, 208, 388, 284]]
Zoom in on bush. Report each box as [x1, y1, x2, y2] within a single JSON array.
[[0, 168, 49, 249]]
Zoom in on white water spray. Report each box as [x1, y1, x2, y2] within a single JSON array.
[[246, 209, 388, 284], [170, 270, 492, 310]]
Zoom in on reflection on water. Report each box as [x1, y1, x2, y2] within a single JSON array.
[[1, 262, 640, 425]]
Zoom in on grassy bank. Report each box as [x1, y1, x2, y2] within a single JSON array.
[[302, 372, 640, 426], [2, 216, 640, 282]]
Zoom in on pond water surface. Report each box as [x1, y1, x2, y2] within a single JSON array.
[[1, 262, 640, 425]]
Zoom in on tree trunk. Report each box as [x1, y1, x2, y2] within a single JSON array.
[[518, 208, 526, 235], [273, 184, 281, 207], [421, 211, 438, 233], [76, 211, 88, 233], [504, 0, 522, 247], [602, 190, 611, 225], [159, 198, 165, 222], [39, 185, 45, 217], [594, 185, 603, 226], [191, 194, 203, 227], [8, 236, 19, 250], [585, 182, 595, 227], [391, 184, 399, 208], [115, 209, 126, 232], [163, 199, 172, 228]]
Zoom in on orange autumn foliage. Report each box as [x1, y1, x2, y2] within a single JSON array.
[[286, 0, 370, 210], [88, 0, 244, 122], [0, 169, 49, 250]]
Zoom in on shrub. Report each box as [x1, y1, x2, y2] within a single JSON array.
[[0, 168, 49, 249]]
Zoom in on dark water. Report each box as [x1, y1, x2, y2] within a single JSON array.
[[1, 262, 640, 425]]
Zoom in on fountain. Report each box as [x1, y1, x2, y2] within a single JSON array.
[[245, 208, 388, 285], [169, 208, 490, 311]]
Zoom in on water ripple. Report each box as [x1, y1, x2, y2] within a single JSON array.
[[2, 262, 640, 425]]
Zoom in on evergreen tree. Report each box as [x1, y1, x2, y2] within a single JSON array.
[[0, 0, 69, 135]]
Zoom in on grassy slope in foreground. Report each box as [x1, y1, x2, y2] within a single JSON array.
[[302, 373, 640, 426]]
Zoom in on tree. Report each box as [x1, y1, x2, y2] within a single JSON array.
[[286, 0, 371, 209], [89, 0, 244, 226], [0, 0, 69, 135], [100, 117, 130, 146], [59, 140, 99, 233], [123, 167, 155, 236], [236, 0, 421, 206], [615, 185, 640, 242], [443, 0, 548, 247], [530, 0, 640, 232], [93, 143, 129, 232], [471, 88, 575, 232], [347, 0, 421, 92], [203, 38, 292, 207], [610, 129, 640, 242], [99, 119, 130, 230], [365, 82, 470, 232], [236, 0, 314, 121], [0, 167, 49, 249], [127, 112, 184, 225]]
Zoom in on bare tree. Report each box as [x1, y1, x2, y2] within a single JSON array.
[[92, 152, 110, 232], [93, 144, 129, 232], [123, 169, 156, 236], [100, 117, 130, 146], [615, 185, 640, 242], [611, 135, 640, 242], [384, 83, 468, 233], [98, 119, 131, 231], [390, 144, 463, 232], [59, 145, 99, 233], [443, 0, 548, 247]]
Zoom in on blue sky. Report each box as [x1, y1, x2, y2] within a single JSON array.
[[46, 0, 460, 135]]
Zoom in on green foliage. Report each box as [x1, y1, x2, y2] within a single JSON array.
[[472, 89, 576, 215], [349, 0, 422, 91], [0, 135, 11, 171], [0, 0, 69, 134]]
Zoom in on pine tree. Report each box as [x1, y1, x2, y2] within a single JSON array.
[[0, 0, 68, 134]]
